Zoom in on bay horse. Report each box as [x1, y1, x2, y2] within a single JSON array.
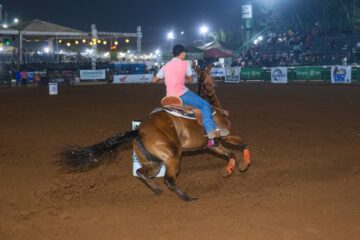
[[60, 65, 251, 201]]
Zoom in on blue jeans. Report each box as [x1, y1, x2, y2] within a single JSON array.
[[180, 90, 215, 134]]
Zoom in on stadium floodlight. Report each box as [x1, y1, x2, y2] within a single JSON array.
[[2, 24, 8, 28], [13, 18, 19, 24], [258, 36, 263, 41], [0, 47, 3, 52], [167, 31, 175, 40], [254, 39, 259, 45], [181, 31, 184, 35], [155, 49, 160, 55], [200, 25, 209, 43], [167, 31, 175, 53], [43, 47, 50, 54], [200, 25, 209, 35]]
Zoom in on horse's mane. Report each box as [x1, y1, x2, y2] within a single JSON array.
[[196, 69, 222, 108]]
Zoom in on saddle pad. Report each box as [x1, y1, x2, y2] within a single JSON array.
[[150, 105, 215, 121], [163, 106, 197, 120]]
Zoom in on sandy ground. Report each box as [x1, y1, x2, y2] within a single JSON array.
[[0, 83, 359, 240]]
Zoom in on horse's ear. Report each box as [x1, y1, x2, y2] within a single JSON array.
[[206, 64, 212, 73]]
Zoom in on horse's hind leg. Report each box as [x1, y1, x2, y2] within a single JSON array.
[[133, 142, 163, 195], [223, 134, 251, 172], [208, 143, 237, 177], [163, 154, 197, 201]]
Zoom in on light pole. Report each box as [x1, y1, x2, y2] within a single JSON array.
[[167, 31, 174, 53], [200, 25, 209, 43]]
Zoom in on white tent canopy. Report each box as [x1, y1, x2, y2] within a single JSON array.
[[0, 19, 87, 37], [0, 19, 142, 65]]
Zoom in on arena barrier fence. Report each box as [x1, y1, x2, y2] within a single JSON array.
[[211, 66, 360, 84]]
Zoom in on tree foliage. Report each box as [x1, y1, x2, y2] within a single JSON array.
[[253, 0, 360, 31], [209, 29, 243, 50]]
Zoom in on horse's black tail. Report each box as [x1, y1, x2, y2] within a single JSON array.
[[59, 130, 138, 172]]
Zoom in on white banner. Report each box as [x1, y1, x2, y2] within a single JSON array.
[[113, 74, 153, 84], [211, 67, 226, 78], [271, 67, 288, 84], [48, 82, 58, 95], [242, 5, 253, 19], [80, 69, 106, 80], [225, 67, 241, 83], [331, 66, 352, 84]]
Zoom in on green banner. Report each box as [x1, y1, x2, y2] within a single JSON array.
[[295, 67, 323, 81], [241, 67, 262, 80], [352, 67, 360, 82]]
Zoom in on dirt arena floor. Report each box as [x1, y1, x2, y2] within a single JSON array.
[[0, 83, 359, 240]]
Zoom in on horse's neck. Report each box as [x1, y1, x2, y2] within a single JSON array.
[[206, 92, 222, 108], [198, 83, 222, 108]]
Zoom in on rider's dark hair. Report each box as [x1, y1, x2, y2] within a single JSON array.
[[172, 44, 186, 57]]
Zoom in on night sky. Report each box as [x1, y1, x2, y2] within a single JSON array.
[[3, 0, 244, 50]]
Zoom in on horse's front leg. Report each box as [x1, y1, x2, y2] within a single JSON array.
[[208, 143, 237, 177], [223, 134, 251, 172]]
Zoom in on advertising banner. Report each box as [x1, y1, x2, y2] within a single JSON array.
[[225, 67, 241, 83], [242, 5, 253, 19], [271, 67, 288, 83], [48, 82, 58, 95], [241, 67, 262, 80], [80, 69, 106, 80], [296, 67, 322, 80], [113, 74, 153, 84], [210, 67, 226, 78], [331, 66, 352, 84]]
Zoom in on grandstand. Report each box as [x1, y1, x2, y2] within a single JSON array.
[[234, 30, 360, 67]]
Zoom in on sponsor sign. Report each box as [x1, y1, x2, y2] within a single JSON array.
[[331, 66, 352, 84], [80, 69, 106, 80], [211, 67, 226, 78], [132, 120, 165, 177], [271, 67, 288, 83], [242, 5, 253, 19], [113, 74, 153, 84], [225, 67, 241, 83], [48, 82, 58, 95]]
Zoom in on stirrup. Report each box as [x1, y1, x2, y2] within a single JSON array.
[[207, 129, 230, 139]]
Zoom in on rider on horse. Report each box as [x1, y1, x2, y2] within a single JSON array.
[[152, 44, 230, 140]]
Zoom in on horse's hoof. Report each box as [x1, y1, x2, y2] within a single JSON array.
[[180, 193, 197, 201], [238, 160, 250, 172], [221, 167, 233, 178], [239, 149, 251, 172]]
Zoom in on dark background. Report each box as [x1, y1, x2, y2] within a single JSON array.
[[3, 0, 244, 50]]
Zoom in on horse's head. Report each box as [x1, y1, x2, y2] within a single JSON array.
[[195, 64, 215, 97]]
